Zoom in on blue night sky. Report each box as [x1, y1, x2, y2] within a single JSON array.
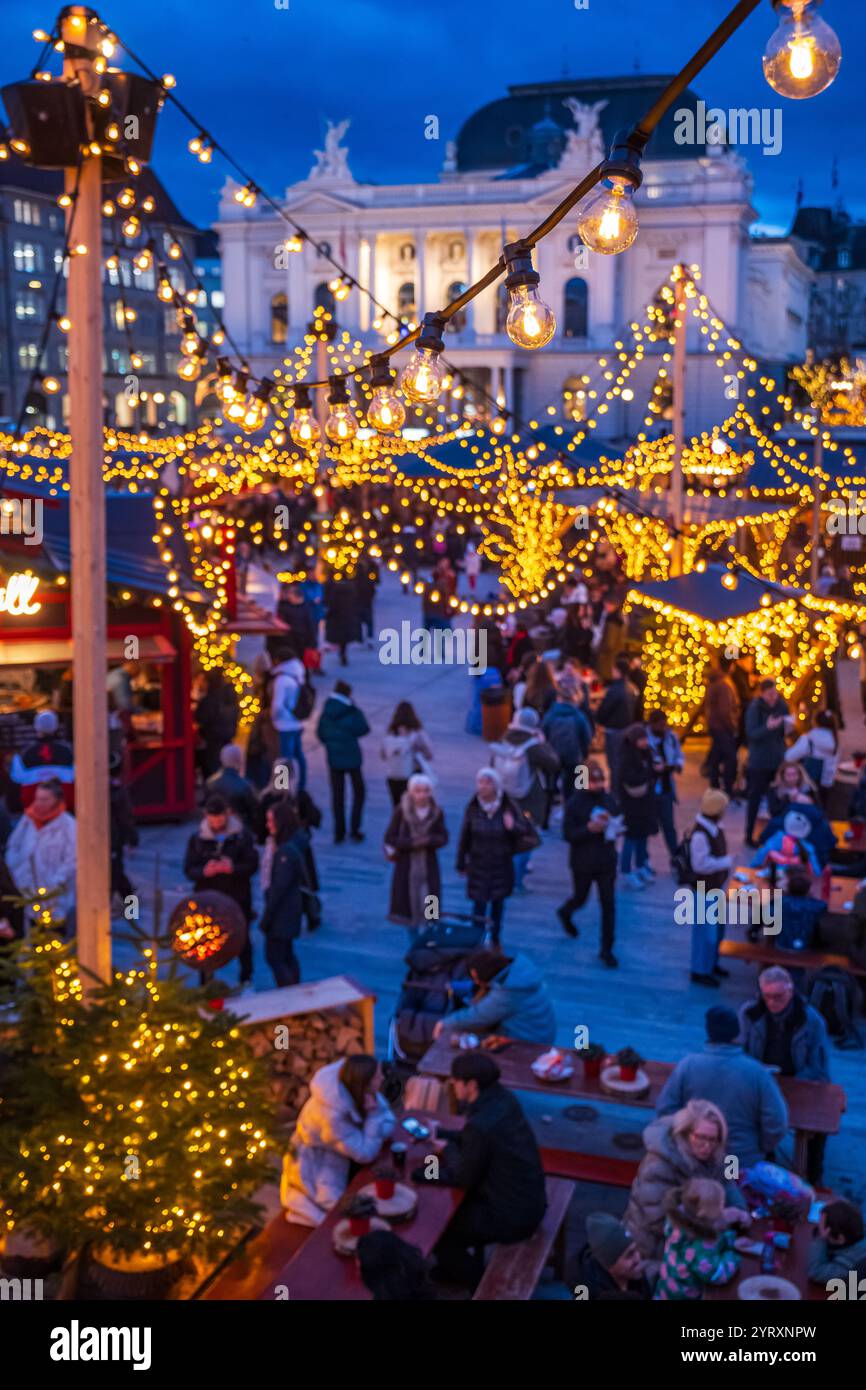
[[5, 0, 862, 232]]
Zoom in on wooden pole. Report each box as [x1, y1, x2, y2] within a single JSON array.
[[63, 8, 111, 988], [669, 274, 687, 577]]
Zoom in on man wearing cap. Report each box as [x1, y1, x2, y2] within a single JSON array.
[[656, 1006, 788, 1168], [419, 1052, 546, 1288], [683, 789, 734, 986], [574, 1213, 651, 1300], [9, 710, 75, 811]]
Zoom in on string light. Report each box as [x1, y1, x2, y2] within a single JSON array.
[[763, 0, 841, 99], [399, 313, 447, 403], [503, 241, 556, 349]]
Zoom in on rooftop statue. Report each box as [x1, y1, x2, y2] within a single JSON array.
[[309, 118, 354, 182]]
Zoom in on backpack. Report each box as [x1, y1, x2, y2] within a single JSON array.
[[544, 707, 589, 767], [671, 828, 698, 887], [806, 966, 863, 1045], [489, 739, 537, 800], [292, 673, 316, 722]]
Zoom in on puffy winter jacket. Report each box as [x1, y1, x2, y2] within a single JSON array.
[[542, 700, 592, 769], [738, 993, 830, 1081], [316, 694, 370, 769], [656, 1043, 788, 1169], [271, 657, 307, 733], [5, 808, 77, 925], [280, 1059, 395, 1226], [439, 951, 556, 1044]]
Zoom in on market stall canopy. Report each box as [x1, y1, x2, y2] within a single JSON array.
[[629, 563, 810, 622], [0, 633, 176, 668]]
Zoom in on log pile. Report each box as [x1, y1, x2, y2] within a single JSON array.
[[243, 1004, 368, 1122]]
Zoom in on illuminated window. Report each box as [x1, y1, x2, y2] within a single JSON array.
[[563, 277, 588, 339], [271, 291, 288, 343], [397, 281, 416, 318], [314, 281, 336, 315], [445, 280, 467, 333]]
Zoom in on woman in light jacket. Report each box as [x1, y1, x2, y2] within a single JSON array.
[[380, 701, 434, 806], [784, 710, 838, 808], [281, 1055, 396, 1226]]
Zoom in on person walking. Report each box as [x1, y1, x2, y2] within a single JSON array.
[[324, 572, 361, 665], [316, 679, 370, 842], [383, 774, 448, 928], [380, 701, 434, 806], [542, 673, 593, 808], [596, 653, 638, 792], [182, 793, 259, 991], [656, 1006, 788, 1168], [744, 678, 794, 847], [703, 664, 740, 798], [617, 724, 659, 889], [276, 582, 317, 660], [353, 559, 379, 648], [679, 789, 734, 986], [456, 767, 534, 944], [488, 706, 559, 881], [259, 801, 309, 986], [558, 761, 620, 967], [646, 709, 684, 866], [270, 645, 311, 792]]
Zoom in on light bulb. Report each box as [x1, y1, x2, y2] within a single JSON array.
[[178, 356, 202, 381], [577, 178, 639, 255], [399, 346, 445, 403], [290, 408, 320, 449], [763, 1, 841, 99], [225, 395, 247, 423], [367, 386, 406, 433], [505, 284, 556, 349], [325, 403, 358, 443], [241, 400, 267, 432]]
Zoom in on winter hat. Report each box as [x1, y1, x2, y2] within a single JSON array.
[[513, 706, 541, 731], [586, 1212, 632, 1269], [705, 1005, 739, 1044], [476, 766, 502, 792], [34, 710, 59, 736], [700, 789, 729, 818]]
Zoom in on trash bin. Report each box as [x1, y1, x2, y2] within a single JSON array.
[[480, 684, 511, 742]]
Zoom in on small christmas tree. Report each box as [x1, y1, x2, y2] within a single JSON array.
[[0, 923, 277, 1271]]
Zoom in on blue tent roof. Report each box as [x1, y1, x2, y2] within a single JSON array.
[[630, 563, 809, 623]]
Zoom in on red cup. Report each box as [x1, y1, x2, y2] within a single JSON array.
[[349, 1215, 370, 1237], [619, 1065, 637, 1082], [375, 1176, 396, 1200], [583, 1056, 603, 1080]]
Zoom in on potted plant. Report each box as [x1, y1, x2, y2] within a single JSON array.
[[577, 1041, 606, 1080], [615, 1046, 645, 1082]]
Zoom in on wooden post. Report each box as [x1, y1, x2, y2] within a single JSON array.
[[668, 274, 688, 577], [63, 8, 111, 987]]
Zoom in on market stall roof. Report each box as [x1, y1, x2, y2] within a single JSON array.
[[629, 563, 810, 622], [0, 634, 176, 668]]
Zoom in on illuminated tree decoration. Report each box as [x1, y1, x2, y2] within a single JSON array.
[[791, 357, 866, 429], [479, 459, 584, 597], [168, 891, 245, 972]]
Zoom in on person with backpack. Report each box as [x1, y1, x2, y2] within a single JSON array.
[[617, 723, 659, 889], [270, 645, 314, 792], [558, 760, 622, 967], [673, 789, 734, 987], [488, 707, 559, 885], [542, 675, 593, 808], [456, 767, 536, 944], [738, 966, 830, 1182], [316, 679, 370, 843], [784, 710, 838, 809]]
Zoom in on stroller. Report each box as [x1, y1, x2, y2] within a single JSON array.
[[386, 915, 485, 1077]]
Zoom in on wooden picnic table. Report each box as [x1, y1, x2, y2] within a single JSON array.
[[704, 1213, 826, 1302], [261, 1112, 463, 1301], [418, 1037, 846, 1177], [729, 863, 855, 916]]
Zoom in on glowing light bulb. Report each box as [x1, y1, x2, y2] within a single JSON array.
[[177, 356, 202, 381], [399, 347, 445, 403], [763, 0, 841, 98], [577, 178, 639, 255], [505, 284, 556, 349], [290, 409, 320, 448], [42, 375, 61, 394], [325, 403, 358, 443], [367, 386, 406, 433]]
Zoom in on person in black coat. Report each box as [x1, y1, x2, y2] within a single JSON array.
[[276, 584, 317, 657], [204, 744, 258, 828], [259, 801, 308, 986], [617, 723, 659, 889], [183, 794, 259, 987], [596, 654, 638, 791], [420, 1052, 546, 1289], [353, 561, 379, 647], [456, 767, 531, 944], [383, 775, 448, 927], [558, 761, 620, 966], [195, 671, 240, 778], [324, 574, 360, 666], [573, 1213, 651, 1300], [108, 752, 138, 902]]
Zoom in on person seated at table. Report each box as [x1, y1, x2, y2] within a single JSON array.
[[767, 761, 817, 820], [738, 966, 830, 1183], [750, 808, 821, 881], [431, 946, 555, 1045], [758, 798, 835, 870], [777, 868, 826, 952], [807, 1199, 866, 1286], [280, 1055, 396, 1227], [625, 1100, 748, 1274], [418, 1052, 546, 1289], [653, 1178, 740, 1301], [356, 1229, 437, 1301], [656, 1007, 788, 1170], [573, 1213, 652, 1300]]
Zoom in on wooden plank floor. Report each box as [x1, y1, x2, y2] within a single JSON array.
[[122, 571, 866, 1205]]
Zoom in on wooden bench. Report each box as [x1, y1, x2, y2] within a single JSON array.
[[540, 1146, 639, 1189], [199, 1213, 312, 1300], [472, 1175, 574, 1302], [719, 938, 866, 977]]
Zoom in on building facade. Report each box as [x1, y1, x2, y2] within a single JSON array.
[[218, 76, 814, 438], [0, 155, 205, 432]]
